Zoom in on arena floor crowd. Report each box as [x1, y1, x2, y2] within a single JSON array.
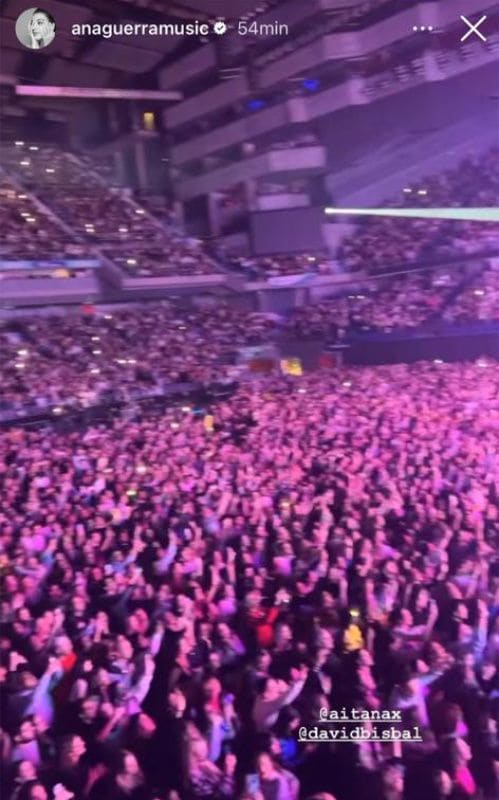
[[1, 360, 498, 800]]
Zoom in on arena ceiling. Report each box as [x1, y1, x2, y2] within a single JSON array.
[[1, 0, 281, 88]]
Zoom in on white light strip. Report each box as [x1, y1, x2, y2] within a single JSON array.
[[324, 207, 499, 222], [16, 86, 182, 101]]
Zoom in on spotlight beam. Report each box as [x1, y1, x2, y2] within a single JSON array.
[[324, 207, 499, 222]]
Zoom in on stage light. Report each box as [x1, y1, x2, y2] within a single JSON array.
[[91, 336, 100, 341], [52, 406, 63, 415], [92, 349, 102, 355], [135, 208, 145, 215], [474, 289, 485, 296], [17, 349, 29, 356], [14, 141, 25, 146], [90, 368, 100, 374], [126, 259, 137, 266], [136, 465, 148, 474], [45, 168, 55, 173], [29, 146, 39, 151], [247, 99, 266, 111], [433, 359, 444, 365], [325, 207, 499, 221], [18, 194, 27, 199], [20, 160, 30, 166], [303, 78, 320, 92], [342, 381, 352, 387]]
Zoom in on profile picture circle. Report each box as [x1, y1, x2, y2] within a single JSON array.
[[16, 8, 56, 50]]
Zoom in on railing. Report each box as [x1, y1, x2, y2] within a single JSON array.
[[346, 319, 499, 342]]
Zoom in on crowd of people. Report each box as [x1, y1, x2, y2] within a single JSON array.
[[2, 145, 162, 246], [1, 48, 499, 800], [225, 254, 331, 280], [443, 263, 499, 325], [104, 240, 218, 279], [0, 360, 498, 800], [0, 179, 82, 262], [0, 304, 277, 417], [2, 142, 498, 283], [1, 144, 220, 278], [2, 250, 498, 418], [338, 148, 499, 273], [286, 267, 473, 338], [218, 149, 498, 281]]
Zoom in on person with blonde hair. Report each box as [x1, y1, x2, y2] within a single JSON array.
[[186, 733, 236, 799]]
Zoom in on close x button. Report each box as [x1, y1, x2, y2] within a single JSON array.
[[460, 14, 487, 42]]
